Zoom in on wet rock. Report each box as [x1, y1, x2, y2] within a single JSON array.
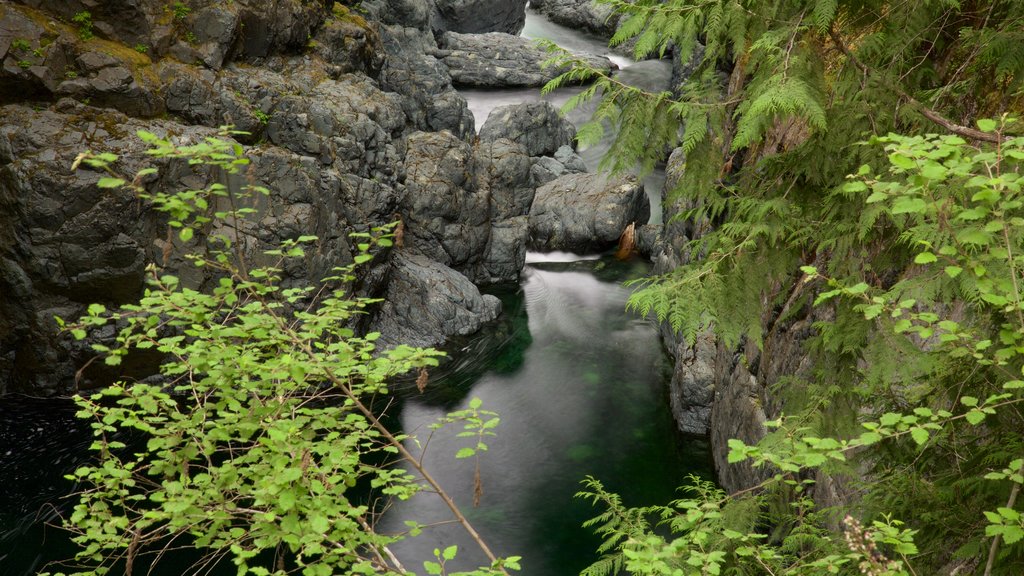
[[479, 101, 576, 157], [431, 0, 528, 35], [358, 0, 428, 29], [400, 130, 489, 270], [528, 0, 619, 37], [529, 144, 587, 186], [378, 25, 474, 138], [369, 252, 501, 350], [438, 31, 613, 88], [474, 138, 534, 282], [529, 172, 649, 253]]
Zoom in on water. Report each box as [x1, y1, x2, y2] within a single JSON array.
[[0, 9, 706, 576], [461, 9, 672, 224], [377, 254, 712, 575]]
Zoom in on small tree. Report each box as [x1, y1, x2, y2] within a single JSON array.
[[50, 131, 518, 576]]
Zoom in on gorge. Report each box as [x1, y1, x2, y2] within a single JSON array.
[[1, 1, 711, 574]]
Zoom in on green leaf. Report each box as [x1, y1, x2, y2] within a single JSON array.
[[977, 118, 998, 132], [892, 197, 926, 214], [96, 177, 126, 189], [966, 410, 986, 425], [914, 252, 937, 264], [945, 266, 963, 278], [910, 427, 929, 446], [888, 153, 916, 170], [455, 447, 475, 459]]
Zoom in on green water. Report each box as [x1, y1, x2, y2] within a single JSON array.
[[377, 253, 713, 575]]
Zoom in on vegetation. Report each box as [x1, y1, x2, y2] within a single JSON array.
[[72, 11, 94, 41], [540, 0, 1024, 574], [50, 132, 519, 576]]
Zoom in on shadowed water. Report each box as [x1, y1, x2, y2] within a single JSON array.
[[376, 254, 712, 576]]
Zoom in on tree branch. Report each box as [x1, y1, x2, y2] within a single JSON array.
[[828, 27, 1004, 144]]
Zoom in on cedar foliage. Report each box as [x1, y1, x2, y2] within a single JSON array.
[[544, 0, 1024, 574]]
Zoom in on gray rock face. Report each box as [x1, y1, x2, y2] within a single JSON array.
[[529, 145, 588, 186], [399, 131, 532, 284], [438, 31, 613, 88], [378, 25, 475, 139], [369, 252, 502, 350], [0, 4, 165, 117], [401, 130, 489, 269], [0, 1, 538, 397], [431, 0, 529, 35], [529, 173, 649, 253], [652, 146, 715, 435], [0, 100, 401, 395], [479, 102, 576, 157], [360, 0, 433, 29], [528, 0, 619, 37], [474, 138, 534, 282]]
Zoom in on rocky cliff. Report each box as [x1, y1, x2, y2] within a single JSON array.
[[0, 0, 649, 396]]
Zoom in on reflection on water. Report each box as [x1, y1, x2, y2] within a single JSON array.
[[462, 9, 673, 225], [377, 254, 712, 576]]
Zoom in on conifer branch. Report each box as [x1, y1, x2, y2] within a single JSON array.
[[827, 27, 1004, 144]]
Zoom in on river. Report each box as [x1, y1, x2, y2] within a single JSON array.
[[373, 10, 708, 574], [0, 8, 710, 576]]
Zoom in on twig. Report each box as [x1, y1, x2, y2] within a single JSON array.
[[827, 27, 1004, 144], [984, 460, 1024, 576]]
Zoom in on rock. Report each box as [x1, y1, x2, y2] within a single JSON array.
[[311, 8, 385, 77], [479, 102, 576, 157], [0, 101, 408, 395], [378, 25, 474, 138], [359, 0, 431, 29], [369, 252, 501, 350], [474, 138, 534, 282], [438, 31, 613, 88], [431, 0, 529, 35], [231, 1, 325, 60], [529, 172, 649, 253], [0, 4, 164, 117], [190, 6, 239, 69], [399, 130, 489, 271], [529, 144, 588, 186], [12, 0, 167, 52], [528, 0, 619, 37]]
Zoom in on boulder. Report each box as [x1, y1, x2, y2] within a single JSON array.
[[431, 0, 529, 35], [528, 0, 619, 37], [358, 0, 432, 30], [369, 252, 501, 350], [378, 25, 474, 139], [479, 101, 576, 157], [438, 31, 613, 88], [400, 130, 490, 270], [473, 138, 534, 282], [0, 4, 164, 117], [529, 144, 588, 186], [529, 172, 649, 253]]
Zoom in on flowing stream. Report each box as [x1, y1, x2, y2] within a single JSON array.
[[375, 12, 710, 574], [0, 9, 710, 576]]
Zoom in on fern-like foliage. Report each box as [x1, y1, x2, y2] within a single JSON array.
[[562, 0, 1024, 574]]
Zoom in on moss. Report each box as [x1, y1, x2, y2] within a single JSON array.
[[331, 3, 370, 31]]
